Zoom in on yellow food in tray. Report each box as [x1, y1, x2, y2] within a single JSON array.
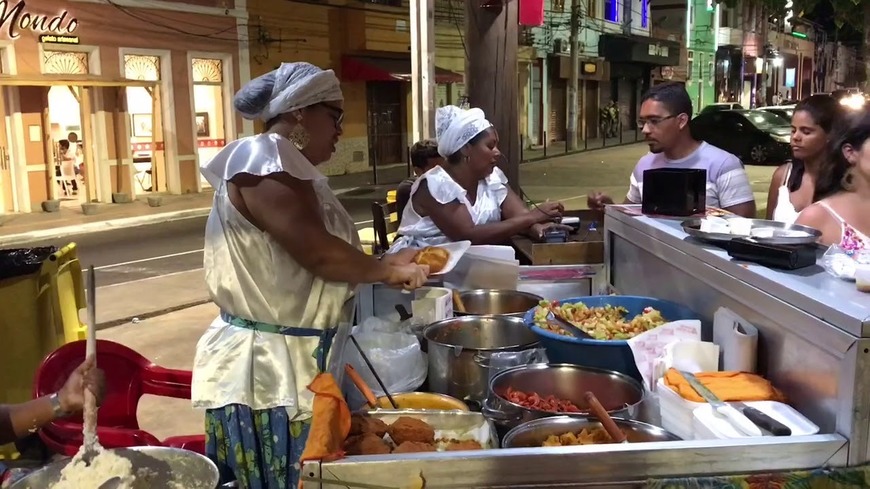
[[542, 427, 622, 446], [532, 300, 666, 340]]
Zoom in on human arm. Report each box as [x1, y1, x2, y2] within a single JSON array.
[[716, 157, 758, 218], [500, 188, 570, 239], [0, 358, 104, 445], [411, 180, 557, 245], [395, 179, 414, 226], [796, 203, 843, 247], [232, 172, 427, 288], [764, 164, 788, 220]]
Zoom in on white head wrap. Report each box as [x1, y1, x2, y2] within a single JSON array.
[[233, 62, 344, 122], [435, 105, 493, 158]]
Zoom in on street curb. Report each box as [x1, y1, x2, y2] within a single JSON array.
[[96, 298, 212, 330], [0, 207, 211, 247]]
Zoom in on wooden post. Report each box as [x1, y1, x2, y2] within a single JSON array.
[[411, 0, 436, 142], [466, 0, 520, 192]]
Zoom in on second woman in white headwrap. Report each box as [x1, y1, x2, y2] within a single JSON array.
[[389, 105, 567, 251]]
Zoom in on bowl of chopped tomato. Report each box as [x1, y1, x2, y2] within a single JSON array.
[[522, 296, 698, 381], [482, 363, 644, 428]]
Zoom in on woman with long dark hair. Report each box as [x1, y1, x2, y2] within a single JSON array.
[[765, 94, 844, 222], [796, 110, 870, 250]]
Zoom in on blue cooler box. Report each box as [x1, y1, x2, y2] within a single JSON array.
[[523, 296, 699, 382]]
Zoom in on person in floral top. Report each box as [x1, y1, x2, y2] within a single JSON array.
[[796, 110, 870, 251]]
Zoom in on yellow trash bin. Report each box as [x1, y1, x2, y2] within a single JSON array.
[[0, 243, 86, 458]]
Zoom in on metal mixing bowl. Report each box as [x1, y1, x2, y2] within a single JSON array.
[[502, 415, 681, 448], [455, 289, 543, 317], [483, 363, 645, 428], [10, 446, 219, 489]]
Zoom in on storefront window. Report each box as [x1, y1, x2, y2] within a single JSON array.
[[124, 54, 161, 194], [43, 51, 88, 74], [192, 57, 226, 189]]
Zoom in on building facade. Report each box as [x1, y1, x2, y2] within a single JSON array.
[[0, 0, 246, 214]]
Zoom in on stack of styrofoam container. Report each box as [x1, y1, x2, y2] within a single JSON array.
[[657, 377, 820, 440], [656, 377, 705, 440]]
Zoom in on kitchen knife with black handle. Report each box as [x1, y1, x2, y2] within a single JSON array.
[[734, 403, 792, 436]]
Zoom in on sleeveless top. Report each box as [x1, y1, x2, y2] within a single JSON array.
[[191, 133, 360, 419], [388, 165, 510, 252], [772, 163, 800, 224], [816, 201, 869, 252]]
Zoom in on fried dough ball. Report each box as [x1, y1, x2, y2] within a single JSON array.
[[344, 433, 390, 456], [389, 416, 435, 445], [349, 414, 389, 437], [392, 441, 437, 454], [444, 440, 483, 451], [413, 247, 450, 274]]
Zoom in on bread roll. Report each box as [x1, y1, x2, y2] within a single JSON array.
[[413, 246, 450, 274]]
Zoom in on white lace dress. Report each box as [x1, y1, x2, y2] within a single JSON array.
[[388, 166, 509, 252]]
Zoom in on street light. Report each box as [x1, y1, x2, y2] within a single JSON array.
[[773, 57, 784, 68], [755, 57, 764, 72]]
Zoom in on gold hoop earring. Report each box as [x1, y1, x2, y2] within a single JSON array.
[[288, 124, 309, 150], [842, 167, 856, 191]]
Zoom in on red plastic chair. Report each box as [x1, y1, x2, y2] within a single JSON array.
[[33, 339, 205, 456]]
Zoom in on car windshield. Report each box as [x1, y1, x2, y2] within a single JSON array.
[[743, 110, 789, 129]]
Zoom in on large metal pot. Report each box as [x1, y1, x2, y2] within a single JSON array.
[[502, 415, 681, 448], [483, 363, 645, 428], [455, 289, 543, 318], [423, 315, 540, 405], [9, 446, 220, 489]]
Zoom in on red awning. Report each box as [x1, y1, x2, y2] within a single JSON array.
[[341, 56, 463, 84]]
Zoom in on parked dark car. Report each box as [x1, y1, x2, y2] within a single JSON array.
[[759, 106, 794, 120], [699, 103, 744, 114], [691, 110, 791, 165]]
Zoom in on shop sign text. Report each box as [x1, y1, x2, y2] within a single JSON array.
[[0, 0, 78, 40]]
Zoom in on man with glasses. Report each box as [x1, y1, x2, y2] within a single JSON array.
[[588, 82, 756, 218]]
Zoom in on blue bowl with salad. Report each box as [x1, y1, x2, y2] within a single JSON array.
[[522, 296, 699, 382]]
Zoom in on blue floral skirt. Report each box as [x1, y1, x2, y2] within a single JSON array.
[[205, 405, 312, 489]]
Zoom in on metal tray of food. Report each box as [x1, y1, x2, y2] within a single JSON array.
[[354, 409, 499, 450], [682, 218, 822, 245]]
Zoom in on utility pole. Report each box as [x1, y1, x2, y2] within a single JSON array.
[[466, 0, 520, 191], [567, 1, 580, 151], [760, 4, 769, 105], [410, 0, 436, 142]]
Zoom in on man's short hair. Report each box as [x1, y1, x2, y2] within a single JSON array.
[[642, 82, 693, 117], [409, 139, 439, 169]]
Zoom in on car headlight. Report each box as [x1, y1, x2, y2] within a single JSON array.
[[772, 134, 791, 143]]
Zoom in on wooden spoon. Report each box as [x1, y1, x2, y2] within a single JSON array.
[[452, 289, 467, 313], [344, 364, 379, 408], [584, 391, 628, 444]]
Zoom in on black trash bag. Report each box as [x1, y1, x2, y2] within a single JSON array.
[[0, 246, 58, 281]]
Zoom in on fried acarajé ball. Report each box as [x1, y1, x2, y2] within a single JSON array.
[[392, 441, 437, 454], [444, 440, 483, 451], [388, 416, 435, 445], [344, 433, 390, 455], [349, 414, 389, 437]]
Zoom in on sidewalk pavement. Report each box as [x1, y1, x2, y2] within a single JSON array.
[[100, 302, 217, 440]]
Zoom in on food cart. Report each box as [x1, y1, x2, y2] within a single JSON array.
[[304, 205, 868, 488]]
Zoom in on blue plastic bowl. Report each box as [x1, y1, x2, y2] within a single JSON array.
[[522, 296, 699, 382]]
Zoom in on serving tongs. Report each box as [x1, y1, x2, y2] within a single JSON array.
[[545, 308, 595, 340], [348, 335, 399, 409]]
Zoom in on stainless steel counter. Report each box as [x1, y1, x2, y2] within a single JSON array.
[[604, 206, 870, 464], [303, 213, 860, 488]]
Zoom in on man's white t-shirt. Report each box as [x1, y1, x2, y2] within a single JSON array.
[[626, 142, 754, 209]]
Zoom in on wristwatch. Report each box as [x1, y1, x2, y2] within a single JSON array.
[[49, 392, 70, 418]]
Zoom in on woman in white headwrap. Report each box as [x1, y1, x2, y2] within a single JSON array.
[[389, 105, 567, 251], [191, 62, 429, 489]]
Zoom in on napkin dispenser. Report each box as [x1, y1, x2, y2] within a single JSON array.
[[641, 168, 707, 217]]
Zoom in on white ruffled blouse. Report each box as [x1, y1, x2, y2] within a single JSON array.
[[191, 133, 359, 419], [389, 165, 509, 252]]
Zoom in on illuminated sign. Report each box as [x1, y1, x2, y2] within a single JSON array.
[[784, 0, 793, 33], [39, 34, 78, 44], [0, 0, 78, 39]]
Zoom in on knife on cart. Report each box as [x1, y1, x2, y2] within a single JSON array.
[[732, 402, 792, 436], [679, 371, 763, 437]]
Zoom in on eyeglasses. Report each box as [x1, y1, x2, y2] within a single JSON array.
[[637, 114, 678, 128], [318, 102, 344, 129]]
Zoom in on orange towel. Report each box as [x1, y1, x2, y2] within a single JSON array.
[[300, 373, 351, 467], [664, 368, 787, 403]]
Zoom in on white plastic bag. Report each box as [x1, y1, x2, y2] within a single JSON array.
[[822, 245, 869, 281], [343, 317, 427, 408]]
